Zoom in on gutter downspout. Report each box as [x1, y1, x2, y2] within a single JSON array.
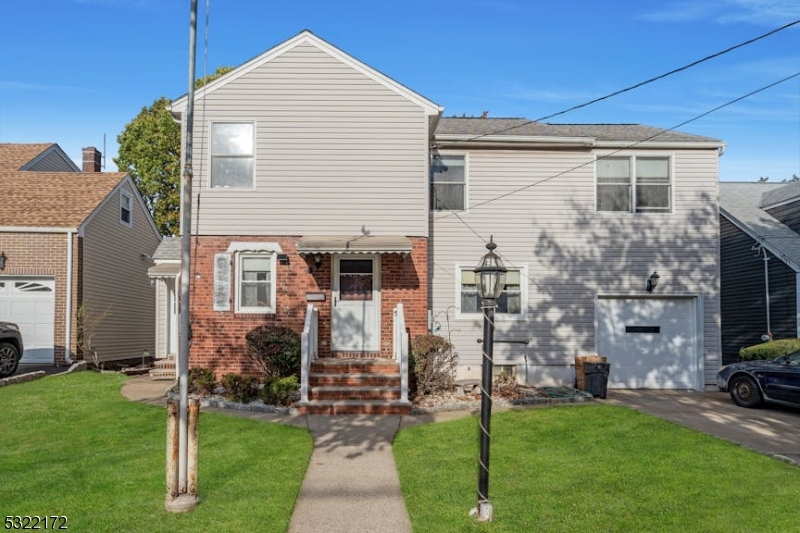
[[65, 229, 75, 364], [753, 244, 772, 340]]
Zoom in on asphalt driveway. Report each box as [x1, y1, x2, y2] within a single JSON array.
[[604, 389, 800, 466]]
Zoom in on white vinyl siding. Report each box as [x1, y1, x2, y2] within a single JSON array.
[[430, 148, 721, 388], [187, 42, 430, 236]]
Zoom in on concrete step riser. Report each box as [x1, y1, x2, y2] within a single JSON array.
[[298, 404, 410, 415], [310, 365, 399, 375], [311, 376, 400, 387], [311, 390, 401, 401]]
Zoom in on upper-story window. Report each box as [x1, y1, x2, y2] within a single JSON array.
[[597, 156, 671, 213], [211, 122, 254, 188], [431, 154, 466, 211], [120, 190, 132, 226]]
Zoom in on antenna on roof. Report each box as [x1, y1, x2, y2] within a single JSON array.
[[102, 133, 107, 170]]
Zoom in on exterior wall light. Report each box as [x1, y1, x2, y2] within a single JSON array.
[[646, 271, 660, 293], [0, 252, 6, 271]]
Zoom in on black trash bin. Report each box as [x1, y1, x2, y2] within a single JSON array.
[[583, 362, 610, 398]]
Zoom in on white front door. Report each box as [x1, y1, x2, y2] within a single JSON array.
[[166, 278, 179, 358], [0, 277, 55, 364], [332, 256, 381, 352]]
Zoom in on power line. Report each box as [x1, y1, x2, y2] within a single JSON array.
[[436, 18, 800, 146], [435, 71, 800, 227]]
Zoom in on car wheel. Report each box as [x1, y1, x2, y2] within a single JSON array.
[[729, 374, 762, 408], [0, 342, 20, 378]]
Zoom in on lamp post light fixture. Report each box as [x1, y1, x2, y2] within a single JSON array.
[[471, 236, 507, 522]]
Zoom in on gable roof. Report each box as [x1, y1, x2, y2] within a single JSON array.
[[434, 118, 724, 149], [719, 182, 800, 272], [0, 171, 129, 228], [0, 143, 55, 170], [170, 30, 442, 117]]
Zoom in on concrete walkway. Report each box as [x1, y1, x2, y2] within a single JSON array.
[[120, 376, 466, 533]]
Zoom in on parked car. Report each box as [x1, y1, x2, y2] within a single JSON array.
[[717, 351, 800, 408], [0, 322, 24, 378]]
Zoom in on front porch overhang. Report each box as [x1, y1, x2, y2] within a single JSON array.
[[296, 235, 413, 256], [147, 262, 180, 280]]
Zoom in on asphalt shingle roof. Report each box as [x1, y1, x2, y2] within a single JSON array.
[[719, 182, 800, 271], [435, 117, 721, 143], [0, 171, 127, 227], [0, 143, 54, 171], [152, 236, 181, 261]]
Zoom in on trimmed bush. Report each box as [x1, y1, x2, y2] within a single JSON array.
[[220, 373, 260, 404], [261, 375, 300, 406], [410, 334, 457, 396], [739, 338, 800, 361], [188, 367, 217, 396], [245, 324, 301, 378]]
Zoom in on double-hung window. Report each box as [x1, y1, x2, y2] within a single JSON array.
[[120, 190, 132, 226], [236, 254, 275, 313], [597, 156, 671, 213], [211, 122, 254, 188], [431, 154, 466, 211], [459, 267, 523, 316]]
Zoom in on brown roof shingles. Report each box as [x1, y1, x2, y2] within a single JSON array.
[[0, 171, 128, 227], [0, 143, 55, 171]]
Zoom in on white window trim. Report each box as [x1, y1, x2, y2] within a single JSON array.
[[454, 263, 527, 320], [431, 151, 469, 213], [208, 120, 256, 190], [595, 153, 674, 214], [234, 252, 277, 314], [119, 190, 133, 227]]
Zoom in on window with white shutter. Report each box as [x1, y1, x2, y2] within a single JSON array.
[[213, 253, 231, 311]]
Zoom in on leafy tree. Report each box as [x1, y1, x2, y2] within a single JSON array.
[[115, 67, 234, 236]]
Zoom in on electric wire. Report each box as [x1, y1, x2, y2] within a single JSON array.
[[435, 18, 800, 146]]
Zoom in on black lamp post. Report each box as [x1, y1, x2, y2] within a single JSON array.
[[472, 236, 506, 522]]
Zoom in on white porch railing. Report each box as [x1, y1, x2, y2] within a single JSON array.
[[300, 304, 319, 404], [393, 303, 409, 403]]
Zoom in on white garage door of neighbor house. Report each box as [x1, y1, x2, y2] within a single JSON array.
[[0, 278, 55, 364], [597, 297, 698, 390]]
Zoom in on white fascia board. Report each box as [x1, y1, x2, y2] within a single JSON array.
[[171, 31, 443, 117]]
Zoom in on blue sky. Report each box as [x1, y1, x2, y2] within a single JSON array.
[[1, 0, 798, 182]]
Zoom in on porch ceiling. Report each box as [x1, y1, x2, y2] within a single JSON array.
[[296, 235, 412, 255], [147, 262, 180, 279]]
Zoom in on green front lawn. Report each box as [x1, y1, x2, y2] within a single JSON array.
[[0, 372, 312, 532], [394, 405, 800, 533]]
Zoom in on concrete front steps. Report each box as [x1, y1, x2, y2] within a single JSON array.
[[298, 358, 411, 415]]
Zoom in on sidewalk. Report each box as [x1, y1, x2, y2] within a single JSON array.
[[120, 375, 469, 533]]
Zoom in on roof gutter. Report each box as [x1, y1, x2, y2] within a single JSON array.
[[434, 133, 595, 149]]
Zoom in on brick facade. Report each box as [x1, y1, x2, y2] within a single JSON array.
[[0, 231, 80, 365], [188, 235, 428, 378]]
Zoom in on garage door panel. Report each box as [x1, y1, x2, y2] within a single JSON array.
[[598, 298, 697, 390], [0, 277, 55, 364]]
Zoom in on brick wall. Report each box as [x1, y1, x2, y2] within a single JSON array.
[[0, 232, 79, 365], [189, 236, 428, 378]]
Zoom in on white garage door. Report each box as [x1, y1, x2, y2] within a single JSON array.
[[0, 278, 55, 364], [596, 297, 698, 390]]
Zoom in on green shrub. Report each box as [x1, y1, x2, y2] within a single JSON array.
[[245, 324, 301, 378], [220, 373, 260, 404], [188, 367, 217, 396], [261, 375, 300, 406], [410, 334, 457, 396], [739, 338, 800, 361]]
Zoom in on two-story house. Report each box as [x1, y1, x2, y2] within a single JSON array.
[[168, 31, 724, 411]]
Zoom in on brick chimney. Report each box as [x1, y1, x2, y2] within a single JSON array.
[[82, 147, 102, 172]]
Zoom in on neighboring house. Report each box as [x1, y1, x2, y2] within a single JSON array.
[[719, 181, 800, 364], [148, 236, 181, 363], [0, 143, 161, 366], [167, 30, 724, 405]]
